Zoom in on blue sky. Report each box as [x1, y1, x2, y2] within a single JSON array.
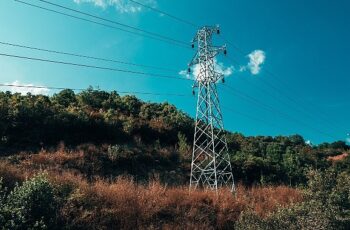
[[0, 0, 349, 144]]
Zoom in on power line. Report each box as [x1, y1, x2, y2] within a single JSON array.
[[220, 83, 338, 139], [0, 83, 83, 92], [226, 55, 334, 126], [14, 0, 190, 49], [0, 41, 178, 73], [37, 0, 190, 46], [125, 1, 345, 138], [128, 0, 198, 28], [0, 52, 192, 82], [11, 0, 344, 140], [222, 37, 345, 132], [0, 83, 313, 135], [117, 1, 317, 132], [221, 104, 293, 133], [259, 69, 345, 132], [0, 83, 192, 97], [226, 50, 343, 140], [225, 52, 345, 134]]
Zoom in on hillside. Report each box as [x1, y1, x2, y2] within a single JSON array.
[[0, 89, 349, 229]]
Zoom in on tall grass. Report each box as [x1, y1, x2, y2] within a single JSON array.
[[56, 177, 301, 229], [0, 148, 303, 229]]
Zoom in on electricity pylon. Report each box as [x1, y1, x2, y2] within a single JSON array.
[[189, 26, 235, 191]]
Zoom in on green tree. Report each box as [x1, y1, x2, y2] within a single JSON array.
[[52, 89, 76, 107], [121, 95, 142, 116], [77, 87, 110, 109], [283, 148, 304, 185]]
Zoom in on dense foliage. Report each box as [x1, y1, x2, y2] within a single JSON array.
[[0, 88, 193, 148], [0, 174, 56, 229], [228, 134, 349, 185]]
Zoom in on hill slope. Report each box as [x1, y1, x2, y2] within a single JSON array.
[[0, 89, 349, 229], [0, 88, 348, 185]]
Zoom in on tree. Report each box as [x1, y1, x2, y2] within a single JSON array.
[[52, 89, 76, 107], [283, 148, 303, 185], [121, 95, 142, 116], [77, 87, 110, 109]]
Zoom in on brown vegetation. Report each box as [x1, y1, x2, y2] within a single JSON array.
[[59, 179, 301, 229], [328, 152, 349, 162], [0, 148, 303, 230]]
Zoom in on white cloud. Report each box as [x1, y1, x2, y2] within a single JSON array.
[[178, 70, 190, 79], [179, 58, 234, 82], [234, 50, 266, 75], [247, 50, 266, 75], [74, 0, 106, 8], [180, 50, 265, 80], [216, 60, 234, 77], [73, 0, 156, 13], [305, 140, 312, 146], [3, 81, 50, 95]]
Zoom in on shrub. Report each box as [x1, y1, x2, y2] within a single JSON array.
[[177, 132, 191, 161], [1, 173, 57, 230], [235, 169, 350, 230], [236, 200, 334, 230], [107, 144, 122, 161]]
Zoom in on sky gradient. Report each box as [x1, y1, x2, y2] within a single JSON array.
[[0, 0, 349, 144]]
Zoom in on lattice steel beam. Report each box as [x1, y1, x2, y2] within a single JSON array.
[[189, 26, 235, 191]]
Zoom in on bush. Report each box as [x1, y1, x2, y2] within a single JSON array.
[[235, 169, 350, 230], [0, 173, 57, 230], [177, 132, 191, 161], [236, 201, 333, 230]]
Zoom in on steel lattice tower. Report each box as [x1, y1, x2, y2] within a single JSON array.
[[189, 26, 235, 191]]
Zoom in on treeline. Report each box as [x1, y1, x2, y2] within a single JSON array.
[[0, 88, 349, 186], [227, 133, 349, 185], [0, 88, 193, 148]]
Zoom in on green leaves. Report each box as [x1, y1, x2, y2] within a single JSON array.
[[0, 173, 57, 230]]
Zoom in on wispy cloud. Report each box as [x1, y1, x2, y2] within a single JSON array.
[[216, 60, 234, 77], [178, 70, 189, 78], [179, 58, 234, 81], [226, 49, 266, 75], [243, 50, 266, 75], [3, 81, 50, 95], [73, 0, 156, 13], [346, 134, 350, 144]]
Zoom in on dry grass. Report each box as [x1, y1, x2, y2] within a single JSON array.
[[0, 148, 303, 229], [328, 152, 349, 162], [0, 161, 28, 188], [57, 177, 302, 230]]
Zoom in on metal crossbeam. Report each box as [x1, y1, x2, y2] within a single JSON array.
[[189, 26, 235, 192]]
